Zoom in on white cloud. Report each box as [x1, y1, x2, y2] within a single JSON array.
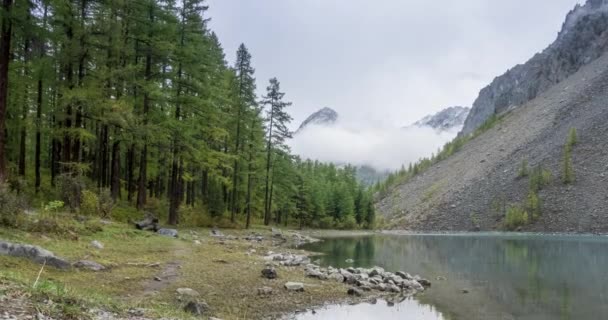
[[289, 122, 457, 171]]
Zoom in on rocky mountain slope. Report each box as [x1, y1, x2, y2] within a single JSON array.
[[376, 52, 608, 233], [461, 0, 608, 136], [296, 107, 338, 132], [412, 106, 470, 131]]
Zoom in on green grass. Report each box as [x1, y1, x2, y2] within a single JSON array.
[[0, 217, 354, 319]]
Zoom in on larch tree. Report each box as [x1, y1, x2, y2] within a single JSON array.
[[229, 43, 256, 223], [261, 77, 292, 226]]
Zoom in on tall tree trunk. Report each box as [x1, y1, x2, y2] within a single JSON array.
[[0, 0, 13, 182], [110, 137, 120, 201], [137, 5, 153, 210], [18, 34, 29, 176], [100, 125, 109, 186], [34, 3, 47, 192], [127, 143, 134, 201], [168, 150, 179, 224], [35, 77, 42, 191], [268, 178, 274, 225], [263, 102, 275, 225], [136, 144, 147, 210], [245, 159, 254, 229]]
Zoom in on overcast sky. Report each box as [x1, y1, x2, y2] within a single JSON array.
[[207, 0, 584, 130]]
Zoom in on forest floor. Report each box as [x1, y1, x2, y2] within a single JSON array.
[[0, 220, 373, 320]]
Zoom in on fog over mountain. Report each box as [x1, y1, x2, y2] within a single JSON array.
[[290, 108, 459, 171]]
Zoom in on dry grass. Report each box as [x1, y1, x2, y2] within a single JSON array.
[[0, 222, 357, 319]]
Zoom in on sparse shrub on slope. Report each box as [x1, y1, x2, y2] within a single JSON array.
[[518, 160, 529, 178], [505, 206, 529, 231]]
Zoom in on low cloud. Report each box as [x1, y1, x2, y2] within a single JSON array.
[[289, 122, 458, 171]]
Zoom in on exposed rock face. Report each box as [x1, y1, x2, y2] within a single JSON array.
[[377, 51, 608, 233], [296, 107, 338, 133], [0, 240, 71, 269], [461, 0, 608, 136], [412, 106, 470, 132]]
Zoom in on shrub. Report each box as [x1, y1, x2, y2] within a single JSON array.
[[55, 174, 86, 212], [98, 189, 114, 217], [111, 204, 140, 223], [318, 216, 335, 229], [505, 205, 529, 231], [80, 190, 99, 216], [0, 183, 26, 227], [77, 189, 115, 217], [44, 200, 65, 213], [526, 191, 542, 220], [26, 213, 103, 237], [529, 165, 552, 192], [339, 215, 358, 230], [567, 127, 578, 147], [517, 160, 529, 178]]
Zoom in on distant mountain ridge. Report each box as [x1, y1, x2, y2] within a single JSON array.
[[412, 106, 470, 131], [296, 107, 338, 132], [461, 0, 608, 136]]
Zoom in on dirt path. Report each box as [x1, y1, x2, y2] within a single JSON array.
[[134, 240, 193, 299]]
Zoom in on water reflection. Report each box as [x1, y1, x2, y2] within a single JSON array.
[[293, 298, 444, 320], [299, 233, 608, 320]]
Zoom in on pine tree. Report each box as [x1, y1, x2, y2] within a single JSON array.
[[0, 0, 14, 181], [261, 78, 292, 225], [230, 43, 256, 223]]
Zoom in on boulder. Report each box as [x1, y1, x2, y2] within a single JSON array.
[[176, 288, 200, 297], [305, 268, 327, 280], [157, 228, 178, 238], [402, 280, 424, 291], [261, 266, 277, 279], [347, 287, 363, 297], [375, 283, 388, 291], [345, 258, 354, 263], [0, 240, 71, 270], [73, 260, 106, 271], [395, 271, 412, 280], [90, 240, 104, 250], [257, 286, 273, 296], [388, 284, 401, 293], [184, 300, 209, 316], [210, 228, 224, 237], [284, 282, 304, 292], [369, 267, 385, 277], [327, 272, 345, 283], [417, 278, 432, 288], [134, 213, 159, 231]]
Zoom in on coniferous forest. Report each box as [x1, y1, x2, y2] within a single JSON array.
[[0, 0, 374, 229]]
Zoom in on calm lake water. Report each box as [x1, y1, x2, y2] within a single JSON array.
[[294, 233, 608, 320]]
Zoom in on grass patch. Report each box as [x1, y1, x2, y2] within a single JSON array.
[[0, 216, 355, 319], [422, 183, 442, 203]]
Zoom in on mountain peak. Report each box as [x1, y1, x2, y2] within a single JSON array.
[[412, 106, 470, 131], [297, 107, 339, 132]]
